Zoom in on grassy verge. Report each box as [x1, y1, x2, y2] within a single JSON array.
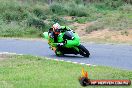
[[81, 36, 132, 45], [0, 0, 131, 38], [85, 4, 132, 33], [81, 29, 132, 45], [0, 55, 131, 88]]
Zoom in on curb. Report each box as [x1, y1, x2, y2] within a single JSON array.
[[0, 52, 96, 67], [0, 52, 23, 55], [47, 58, 96, 67]]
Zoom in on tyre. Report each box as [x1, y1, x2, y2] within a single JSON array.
[[55, 49, 63, 56], [78, 44, 90, 57]]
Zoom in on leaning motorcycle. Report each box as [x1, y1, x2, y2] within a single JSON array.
[[43, 29, 90, 57]]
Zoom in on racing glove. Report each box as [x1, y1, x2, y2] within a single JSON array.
[[57, 43, 64, 47]]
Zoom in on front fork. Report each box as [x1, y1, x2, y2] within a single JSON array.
[[48, 42, 57, 52], [50, 46, 57, 52], [49, 45, 61, 55], [73, 45, 80, 54]]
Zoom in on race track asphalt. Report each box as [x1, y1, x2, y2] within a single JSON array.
[[0, 39, 132, 70]]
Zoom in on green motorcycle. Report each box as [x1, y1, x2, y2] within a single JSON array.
[[43, 29, 90, 57]]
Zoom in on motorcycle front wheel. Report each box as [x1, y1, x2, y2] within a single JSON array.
[[78, 44, 90, 57], [55, 49, 63, 56]]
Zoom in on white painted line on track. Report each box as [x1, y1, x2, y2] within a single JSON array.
[[66, 61, 72, 63], [0, 52, 96, 67], [72, 62, 78, 64], [60, 60, 64, 61], [80, 63, 85, 65]]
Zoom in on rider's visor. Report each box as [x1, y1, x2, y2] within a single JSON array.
[[54, 29, 60, 34]]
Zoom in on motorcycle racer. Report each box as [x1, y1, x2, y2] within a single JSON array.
[[43, 23, 90, 57], [48, 23, 80, 55], [48, 23, 80, 45]]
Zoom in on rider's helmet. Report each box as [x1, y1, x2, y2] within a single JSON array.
[[52, 23, 61, 35]]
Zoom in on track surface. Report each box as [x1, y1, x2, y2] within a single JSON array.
[[0, 39, 132, 70]]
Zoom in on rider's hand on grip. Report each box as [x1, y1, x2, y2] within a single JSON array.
[[59, 43, 64, 46], [57, 43, 64, 47], [63, 39, 67, 44]]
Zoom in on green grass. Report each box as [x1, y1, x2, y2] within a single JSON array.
[[81, 37, 132, 45], [0, 0, 50, 38], [0, 0, 132, 38], [0, 55, 131, 88], [0, 21, 43, 38], [86, 8, 132, 33]]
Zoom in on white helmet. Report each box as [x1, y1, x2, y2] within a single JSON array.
[[52, 23, 61, 34]]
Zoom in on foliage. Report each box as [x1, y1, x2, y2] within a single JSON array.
[[86, 23, 104, 33], [94, 0, 124, 10], [66, 4, 88, 17], [50, 3, 67, 15], [49, 2, 88, 17], [118, 4, 132, 13], [32, 6, 47, 20], [27, 16, 45, 29], [0, 0, 131, 37], [0, 21, 43, 37]]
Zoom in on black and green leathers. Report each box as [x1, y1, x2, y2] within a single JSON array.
[[47, 26, 80, 48]]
